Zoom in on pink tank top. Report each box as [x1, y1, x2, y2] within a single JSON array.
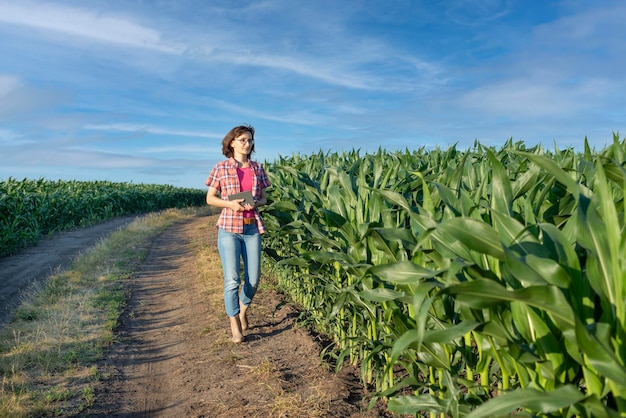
[[237, 167, 254, 218]]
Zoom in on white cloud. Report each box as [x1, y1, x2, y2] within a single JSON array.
[[442, 0, 514, 26], [140, 145, 218, 154], [0, 1, 184, 53], [4, 147, 158, 169], [0, 1, 440, 92], [449, 2, 626, 127], [224, 36, 441, 92], [536, 2, 626, 45], [458, 77, 611, 118], [0, 73, 63, 118], [0, 128, 32, 145], [0, 74, 22, 97], [83, 123, 221, 139], [200, 97, 330, 126]]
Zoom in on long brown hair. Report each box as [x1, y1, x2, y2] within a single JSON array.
[[221, 125, 255, 158]]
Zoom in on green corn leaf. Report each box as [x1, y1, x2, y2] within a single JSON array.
[[491, 210, 538, 249], [503, 248, 552, 286], [603, 162, 626, 184], [524, 254, 571, 288], [486, 148, 513, 216], [374, 188, 413, 212], [411, 170, 435, 214], [503, 249, 571, 288], [326, 184, 351, 220], [577, 193, 618, 306], [321, 208, 347, 228], [517, 151, 580, 197], [267, 199, 298, 212], [510, 302, 572, 384], [511, 164, 541, 200], [301, 223, 343, 250], [334, 167, 358, 203], [581, 364, 605, 399], [389, 295, 434, 362], [275, 256, 309, 268], [433, 217, 505, 260], [589, 161, 623, 314], [369, 260, 442, 285], [575, 319, 626, 386], [366, 229, 403, 263], [417, 340, 452, 370], [445, 279, 575, 329], [576, 393, 623, 418], [359, 287, 404, 302], [369, 227, 418, 250], [465, 385, 585, 418], [434, 182, 462, 217], [423, 320, 482, 344], [387, 394, 447, 415], [538, 223, 581, 270], [301, 250, 353, 264]]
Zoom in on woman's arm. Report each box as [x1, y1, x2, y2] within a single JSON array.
[[206, 187, 247, 211]]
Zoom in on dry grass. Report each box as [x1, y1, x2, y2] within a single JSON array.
[[0, 208, 200, 417], [269, 381, 333, 418]]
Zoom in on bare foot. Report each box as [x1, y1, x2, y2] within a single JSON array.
[[229, 316, 243, 343], [239, 304, 248, 331]]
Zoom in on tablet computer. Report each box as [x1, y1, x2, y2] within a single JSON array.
[[227, 190, 255, 206]]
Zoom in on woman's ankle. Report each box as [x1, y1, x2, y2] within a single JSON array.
[[239, 304, 248, 331], [229, 316, 243, 343]]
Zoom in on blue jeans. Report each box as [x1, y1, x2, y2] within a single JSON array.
[[217, 225, 262, 317]]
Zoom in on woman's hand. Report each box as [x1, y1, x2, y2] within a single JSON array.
[[230, 199, 255, 211], [230, 199, 245, 211], [206, 187, 260, 212]]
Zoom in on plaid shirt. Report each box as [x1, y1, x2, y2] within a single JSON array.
[[205, 158, 271, 233]]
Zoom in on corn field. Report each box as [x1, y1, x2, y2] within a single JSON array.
[[261, 135, 626, 417], [0, 178, 206, 257]]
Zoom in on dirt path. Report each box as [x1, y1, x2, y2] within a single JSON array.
[[87, 212, 389, 417], [0, 216, 138, 325]]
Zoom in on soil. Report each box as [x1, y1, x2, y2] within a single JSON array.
[[0, 216, 138, 325], [0, 211, 391, 417]]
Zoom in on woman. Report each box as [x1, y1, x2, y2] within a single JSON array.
[[205, 125, 270, 343]]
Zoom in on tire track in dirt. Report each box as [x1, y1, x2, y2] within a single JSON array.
[[0, 216, 137, 326], [90, 216, 208, 417], [89, 212, 389, 417]]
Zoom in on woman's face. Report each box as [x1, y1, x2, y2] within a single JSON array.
[[231, 131, 254, 155]]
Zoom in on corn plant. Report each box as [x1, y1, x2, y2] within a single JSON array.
[[262, 135, 626, 417], [0, 178, 206, 256]]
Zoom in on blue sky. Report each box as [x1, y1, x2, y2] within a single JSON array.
[[1, 0, 624, 189]]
